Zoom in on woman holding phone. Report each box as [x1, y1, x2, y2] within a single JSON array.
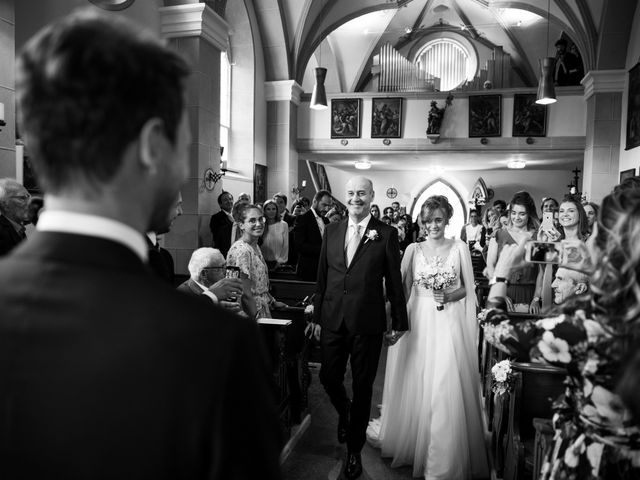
[[226, 203, 288, 318]]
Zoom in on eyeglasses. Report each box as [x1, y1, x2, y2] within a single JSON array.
[[8, 194, 31, 203], [203, 266, 226, 272], [246, 216, 266, 225]]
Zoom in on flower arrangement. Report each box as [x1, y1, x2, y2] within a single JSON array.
[[413, 255, 457, 310], [365, 229, 379, 243], [491, 360, 515, 396], [481, 304, 640, 478]]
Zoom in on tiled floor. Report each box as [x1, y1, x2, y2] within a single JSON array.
[[281, 346, 416, 479]]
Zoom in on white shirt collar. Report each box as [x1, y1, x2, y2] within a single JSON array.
[[37, 210, 148, 262], [348, 213, 371, 231]]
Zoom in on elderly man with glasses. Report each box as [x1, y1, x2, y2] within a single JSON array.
[[178, 247, 256, 317], [0, 178, 31, 256]]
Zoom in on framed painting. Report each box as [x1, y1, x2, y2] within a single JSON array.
[[331, 98, 361, 138], [469, 94, 501, 137], [512, 93, 547, 137], [253, 164, 267, 204], [626, 62, 640, 150], [620, 168, 636, 183], [371, 97, 402, 138]]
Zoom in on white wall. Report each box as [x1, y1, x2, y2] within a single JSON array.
[[619, 2, 640, 172]]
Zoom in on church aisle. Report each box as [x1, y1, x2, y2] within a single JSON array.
[[282, 346, 414, 479]]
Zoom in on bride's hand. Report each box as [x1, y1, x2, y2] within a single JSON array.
[[385, 330, 405, 346], [433, 291, 448, 305]]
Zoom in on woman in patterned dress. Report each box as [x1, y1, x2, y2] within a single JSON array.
[[227, 204, 287, 319]]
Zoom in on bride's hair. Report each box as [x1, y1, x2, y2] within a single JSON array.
[[420, 195, 453, 224]]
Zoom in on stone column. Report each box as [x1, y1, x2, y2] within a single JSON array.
[[0, 0, 16, 178], [265, 80, 303, 204], [581, 70, 626, 203], [159, 2, 229, 274]]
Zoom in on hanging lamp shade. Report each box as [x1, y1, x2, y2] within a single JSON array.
[[536, 57, 557, 105], [310, 67, 328, 110]]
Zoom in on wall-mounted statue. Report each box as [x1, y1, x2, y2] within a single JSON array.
[[427, 94, 454, 135]]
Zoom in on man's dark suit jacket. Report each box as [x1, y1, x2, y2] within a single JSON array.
[[209, 210, 233, 257], [0, 214, 25, 256], [293, 209, 327, 281], [0, 232, 281, 479], [146, 236, 175, 285], [177, 277, 205, 296], [313, 217, 408, 334]]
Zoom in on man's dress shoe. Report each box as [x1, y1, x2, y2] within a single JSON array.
[[344, 452, 362, 479]]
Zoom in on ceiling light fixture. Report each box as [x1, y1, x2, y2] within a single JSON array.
[[536, 0, 557, 105], [354, 159, 371, 170], [507, 159, 526, 169], [311, 2, 328, 111]]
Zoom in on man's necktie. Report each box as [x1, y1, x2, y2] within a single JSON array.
[[345, 225, 362, 267]]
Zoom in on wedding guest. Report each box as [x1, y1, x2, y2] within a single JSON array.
[[482, 207, 500, 238], [291, 200, 305, 216], [177, 247, 253, 317], [483, 187, 640, 479], [492, 198, 507, 216], [486, 191, 539, 306], [300, 196, 311, 211], [230, 197, 250, 245], [209, 191, 234, 257], [0, 178, 30, 256], [0, 11, 281, 479], [381, 215, 392, 226], [540, 196, 559, 215], [27, 196, 44, 225], [227, 203, 288, 318], [460, 209, 485, 255], [146, 193, 182, 285], [370, 204, 381, 220], [238, 192, 251, 203], [273, 192, 295, 227], [260, 198, 288, 270], [326, 207, 343, 223], [293, 189, 332, 281], [583, 201, 599, 236]]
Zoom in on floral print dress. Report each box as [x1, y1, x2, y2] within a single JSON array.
[[481, 300, 640, 479], [226, 239, 275, 318]]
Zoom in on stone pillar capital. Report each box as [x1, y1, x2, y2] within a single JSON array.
[[581, 69, 626, 100], [159, 3, 229, 51], [264, 80, 304, 105]]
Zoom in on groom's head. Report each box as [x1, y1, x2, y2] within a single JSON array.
[[345, 176, 374, 222]]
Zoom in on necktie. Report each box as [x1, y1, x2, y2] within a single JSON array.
[[345, 225, 362, 267]]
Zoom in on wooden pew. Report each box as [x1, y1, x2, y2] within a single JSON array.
[[269, 278, 316, 307], [502, 362, 565, 480]]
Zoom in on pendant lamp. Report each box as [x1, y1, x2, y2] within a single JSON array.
[[536, 0, 557, 105], [310, 67, 328, 110]]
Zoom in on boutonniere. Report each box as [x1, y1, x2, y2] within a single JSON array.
[[364, 229, 379, 243]]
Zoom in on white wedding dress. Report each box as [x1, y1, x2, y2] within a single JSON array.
[[368, 240, 489, 479]]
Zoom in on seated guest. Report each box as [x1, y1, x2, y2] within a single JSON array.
[[260, 199, 288, 270], [0, 178, 30, 256], [227, 203, 288, 317], [481, 187, 640, 478], [0, 11, 281, 478], [549, 266, 589, 304], [293, 189, 332, 281], [209, 191, 234, 257], [273, 192, 295, 228], [460, 209, 485, 255], [178, 247, 253, 316]]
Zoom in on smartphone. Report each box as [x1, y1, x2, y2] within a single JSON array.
[[524, 241, 562, 264], [541, 212, 554, 230], [225, 266, 240, 301]]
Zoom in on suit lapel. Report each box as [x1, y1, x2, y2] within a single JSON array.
[[332, 219, 349, 270]]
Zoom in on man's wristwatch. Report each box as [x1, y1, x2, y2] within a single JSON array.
[[489, 276, 509, 286]]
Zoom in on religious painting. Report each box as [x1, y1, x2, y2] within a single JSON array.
[[626, 62, 640, 150], [512, 93, 547, 137], [620, 168, 636, 183], [331, 98, 361, 138], [371, 98, 402, 138], [253, 164, 267, 204], [469, 94, 501, 137]]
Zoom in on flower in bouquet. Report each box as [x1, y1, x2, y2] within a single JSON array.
[[413, 256, 456, 310], [491, 360, 514, 396]]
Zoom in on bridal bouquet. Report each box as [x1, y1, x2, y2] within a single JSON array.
[[413, 256, 457, 310]]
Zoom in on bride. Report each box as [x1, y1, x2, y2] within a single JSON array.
[[368, 195, 489, 479]]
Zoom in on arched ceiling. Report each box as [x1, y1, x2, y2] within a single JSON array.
[[246, 0, 636, 94]]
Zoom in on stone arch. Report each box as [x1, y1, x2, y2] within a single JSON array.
[[410, 178, 468, 239]]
